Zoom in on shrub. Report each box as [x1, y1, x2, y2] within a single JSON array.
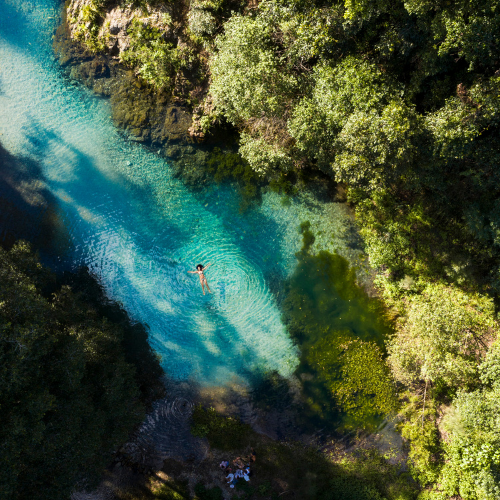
[[121, 19, 180, 89], [188, 8, 217, 39]]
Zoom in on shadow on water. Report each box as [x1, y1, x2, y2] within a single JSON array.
[[20, 119, 191, 262], [0, 141, 68, 256], [144, 292, 274, 383], [0, 131, 293, 409], [196, 183, 288, 276]]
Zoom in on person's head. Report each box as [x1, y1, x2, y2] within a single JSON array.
[[196, 264, 203, 270]]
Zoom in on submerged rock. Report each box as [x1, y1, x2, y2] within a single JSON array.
[[163, 106, 193, 142]]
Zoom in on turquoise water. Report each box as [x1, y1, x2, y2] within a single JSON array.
[[0, 0, 365, 387]]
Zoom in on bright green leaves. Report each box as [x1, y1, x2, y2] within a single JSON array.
[[426, 96, 484, 161], [333, 101, 423, 190], [387, 284, 497, 387], [289, 57, 420, 188], [402, 0, 439, 15], [397, 390, 442, 486], [209, 10, 302, 172], [71, 0, 108, 54], [480, 339, 500, 388], [261, 2, 345, 61], [210, 14, 297, 124], [239, 133, 293, 174], [342, 0, 392, 20], [437, 3, 500, 71], [121, 19, 180, 89], [437, 386, 500, 499], [188, 7, 217, 40], [310, 57, 398, 129]]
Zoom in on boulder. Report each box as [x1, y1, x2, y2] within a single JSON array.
[[162, 106, 193, 143]]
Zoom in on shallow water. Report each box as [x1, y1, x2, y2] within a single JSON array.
[[0, 0, 370, 388]]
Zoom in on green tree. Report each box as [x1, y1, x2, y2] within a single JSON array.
[[289, 57, 405, 176], [332, 101, 423, 191], [210, 14, 298, 124], [387, 284, 497, 387], [435, 342, 500, 499], [0, 242, 150, 499]]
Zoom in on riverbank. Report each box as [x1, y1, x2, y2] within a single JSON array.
[[72, 393, 413, 500], [53, 2, 214, 180]]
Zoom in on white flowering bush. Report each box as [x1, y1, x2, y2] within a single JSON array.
[[188, 7, 217, 38]]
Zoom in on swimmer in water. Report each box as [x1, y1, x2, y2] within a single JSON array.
[[188, 263, 212, 295]]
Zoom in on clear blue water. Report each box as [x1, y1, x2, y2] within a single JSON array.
[[0, 0, 364, 387]]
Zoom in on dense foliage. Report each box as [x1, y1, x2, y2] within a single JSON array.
[[67, 0, 500, 496], [388, 284, 496, 387], [120, 18, 181, 89], [0, 242, 163, 500]]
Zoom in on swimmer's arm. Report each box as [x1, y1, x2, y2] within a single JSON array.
[[202, 263, 212, 270], [187, 270, 197, 274]]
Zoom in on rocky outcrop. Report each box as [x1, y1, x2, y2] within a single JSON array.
[[53, 1, 242, 191], [67, 1, 175, 58], [55, 0, 205, 148]]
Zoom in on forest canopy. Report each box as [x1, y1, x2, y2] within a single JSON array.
[[0, 242, 164, 500]]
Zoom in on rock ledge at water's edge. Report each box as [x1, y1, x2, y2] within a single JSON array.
[[53, 0, 220, 182]]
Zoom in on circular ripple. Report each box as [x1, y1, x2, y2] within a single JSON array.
[[129, 396, 208, 466]]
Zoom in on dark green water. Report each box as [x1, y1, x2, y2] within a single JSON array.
[[276, 222, 396, 432]]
